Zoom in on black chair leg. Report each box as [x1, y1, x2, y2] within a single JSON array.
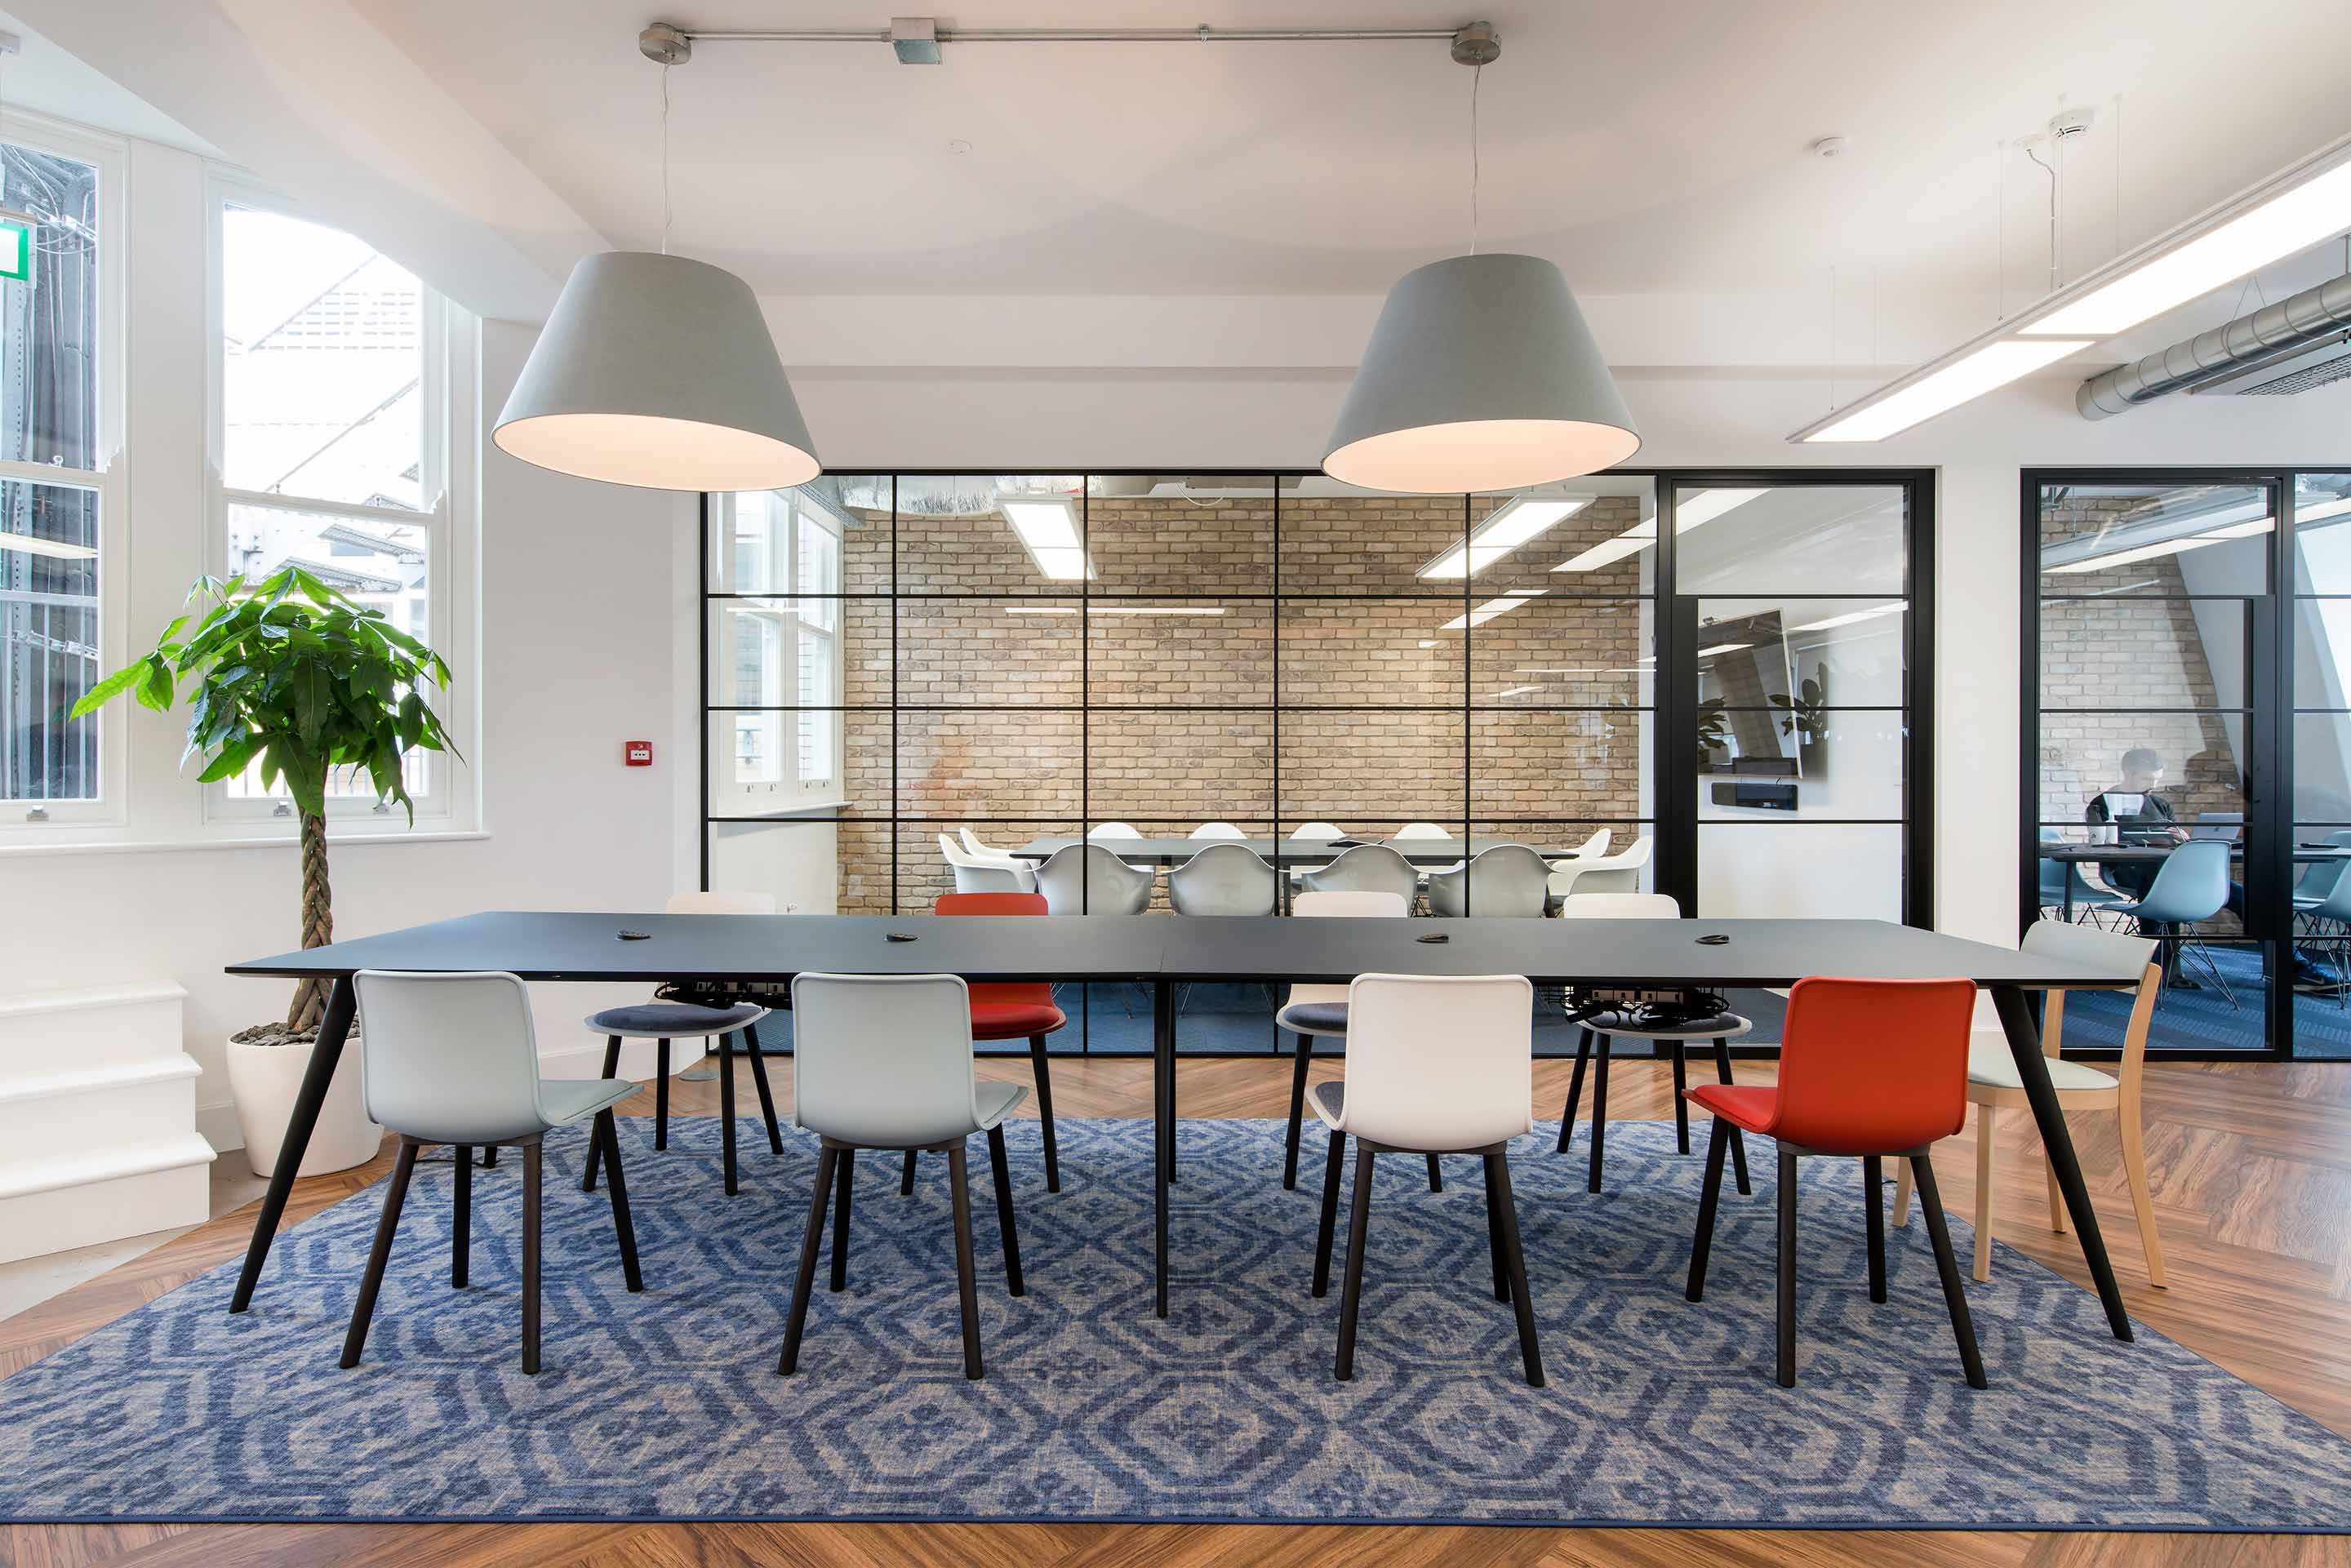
[[1685, 1117, 1731, 1302], [481, 1145, 497, 1170], [719, 1032, 740, 1197], [778, 1145, 838, 1375], [1284, 1033, 1313, 1189], [1028, 1034, 1061, 1194], [1864, 1154, 1887, 1304], [340, 1139, 418, 1368], [581, 1035, 620, 1193], [1713, 1037, 1750, 1195], [1487, 1150, 1544, 1388], [654, 1039, 671, 1152], [1313, 1128, 1347, 1297], [1557, 1028, 1592, 1154], [1911, 1153, 1989, 1389], [948, 1142, 984, 1380], [987, 1123, 1025, 1296], [1335, 1142, 1377, 1381], [597, 1110, 644, 1293], [1775, 1148, 1798, 1388], [1482, 1157, 1511, 1304], [1426, 1154, 1443, 1193], [901, 1149, 918, 1194], [744, 1023, 784, 1155], [1670, 1042, 1690, 1154], [829, 1149, 856, 1293], [451, 1144, 471, 1288], [1588, 1037, 1611, 1193], [522, 1140, 543, 1375]]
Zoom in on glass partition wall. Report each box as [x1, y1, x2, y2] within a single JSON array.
[[706, 469, 1933, 1054], [2026, 470, 2351, 1059]]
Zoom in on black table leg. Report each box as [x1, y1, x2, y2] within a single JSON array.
[[1154, 976, 1172, 1319], [719, 1032, 740, 1197], [231, 974, 356, 1314], [1993, 984, 2131, 1341]]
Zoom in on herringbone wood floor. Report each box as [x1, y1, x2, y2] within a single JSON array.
[[5, 1052, 2349, 1568]]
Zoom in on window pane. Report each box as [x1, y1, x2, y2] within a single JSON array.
[[1278, 709, 1463, 822], [2035, 716, 2247, 829], [1675, 486, 1906, 596], [2038, 481, 2270, 596], [2295, 712, 2351, 824], [712, 481, 876, 594], [1087, 710, 1273, 824], [1473, 711, 1650, 820], [1697, 597, 1905, 709], [1698, 823, 1903, 920], [2292, 473, 2351, 594], [1278, 482, 1464, 596], [897, 597, 1079, 704], [1468, 593, 1651, 707], [1091, 600, 1270, 707], [1279, 600, 1461, 705], [1472, 482, 1657, 597], [222, 205, 424, 510], [897, 474, 1091, 596], [1087, 478, 1273, 593], [1697, 709, 1905, 820], [2046, 597, 2245, 709], [1, 144, 100, 471], [0, 482, 100, 802], [899, 708, 1081, 817]]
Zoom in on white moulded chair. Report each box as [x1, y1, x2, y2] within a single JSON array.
[[1426, 845, 1552, 918], [959, 827, 1029, 865], [1299, 842, 1420, 907], [940, 834, 1038, 895], [1308, 971, 1544, 1386], [1276, 891, 1423, 1190], [1393, 822, 1455, 840], [1285, 821, 1351, 891], [341, 970, 642, 1375], [1034, 842, 1156, 916], [1189, 821, 1248, 840], [1548, 833, 1655, 908], [779, 971, 1028, 1382], [1550, 827, 1612, 865], [1893, 920, 2168, 1286], [1553, 892, 1753, 1196], [1168, 841, 1278, 917], [1087, 820, 1157, 874]]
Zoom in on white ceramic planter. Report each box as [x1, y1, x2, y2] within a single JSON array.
[[224, 1029, 380, 1179]]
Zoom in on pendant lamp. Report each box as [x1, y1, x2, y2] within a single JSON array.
[[1322, 25, 1638, 493], [493, 25, 820, 492]]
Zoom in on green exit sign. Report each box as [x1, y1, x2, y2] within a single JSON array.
[[0, 220, 27, 284]]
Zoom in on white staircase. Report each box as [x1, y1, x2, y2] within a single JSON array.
[[0, 983, 213, 1264]]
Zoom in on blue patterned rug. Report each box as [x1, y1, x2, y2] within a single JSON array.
[[2, 1116, 2348, 1530]]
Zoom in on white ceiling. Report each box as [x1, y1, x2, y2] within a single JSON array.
[[349, 0, 2351, 300], [0, 5, 214, 153]]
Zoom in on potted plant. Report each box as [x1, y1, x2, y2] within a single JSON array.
[[73, 566, 457, 1176]]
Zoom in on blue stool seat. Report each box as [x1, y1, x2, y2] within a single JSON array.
[[584, 1002, 766, 1037]]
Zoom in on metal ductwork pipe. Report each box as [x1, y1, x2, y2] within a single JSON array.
[[2077, 272, 2351, 419]]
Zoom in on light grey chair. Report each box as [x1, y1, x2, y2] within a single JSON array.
[[940, 834, 1036, 895], [779, 972, 1028, 1382], [1168, 841, 1278, 917], [1426, 845, 1552, 918], [340, 970, 642, 1375], [1299, 842, 1419, 906], [1034, 841, 1156, 916]]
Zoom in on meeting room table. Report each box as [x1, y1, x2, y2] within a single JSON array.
[[2039, 839, 2351, 921], [224, 911, 2147, 1341]]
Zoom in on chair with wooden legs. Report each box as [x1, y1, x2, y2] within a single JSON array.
[[779, 971, 1027, 1382], [1277, 891, 1445, 1193], [1553, 894, 1752, 1197], [341, 970, 643, 1375], [1308, 971, 1544, 1385], [1683, 975, 1984, 1390], [900, 891, 1067, 1197], [1891, 920, 2167, 1286]]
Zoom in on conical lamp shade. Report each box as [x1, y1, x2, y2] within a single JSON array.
[[1323, 252, 1638, 493], [495, 251, 820, 492]]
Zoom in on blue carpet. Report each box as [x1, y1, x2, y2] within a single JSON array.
[[1, 1117, 2346, 1529]]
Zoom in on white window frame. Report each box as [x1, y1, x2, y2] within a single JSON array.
[[201, 173, 473, 830], [714, 491, 845, 812], [0, 110, 128, 828]]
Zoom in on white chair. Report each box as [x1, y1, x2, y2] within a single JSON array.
[[1551, 827, 1612, 864], [1393, 822, 1455, 840], [1087, 821, 1143, 839], [1307, 971, 1543, 1385], [1285, 821, 1350, 888], [580, 891, 782, 1197], [1893, 920, 2167, 1286], [341, 971, 642, 1375], [1277, 891, 1420, 1189], [1553, 892, 1753, 1197], [1034, 842, 1156, 916], [1548, 833, 1654, 906], [940, 833, 1037, 895], [1168, 841, 1278, 917], [1426, 845, 1551, 918], [1299, 842, 1420, 906], [1189, 821, 1247, 840], [779, 972, 1028, 1382], [959, 827, 1029, 865]]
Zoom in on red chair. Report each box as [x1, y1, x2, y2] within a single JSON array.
[[904, 892, 1065, 1194], [1682, 975, 1985, 1390]]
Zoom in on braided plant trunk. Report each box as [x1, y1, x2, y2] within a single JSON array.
[[287, 811, 334, 1032]]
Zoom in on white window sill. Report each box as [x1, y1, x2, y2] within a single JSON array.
[[0, 828, 491, 860]]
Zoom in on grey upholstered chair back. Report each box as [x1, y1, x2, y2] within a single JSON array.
[[1425, 844, 1551, 917], [1168, 841, 1278, 916], [789, 972, 986, 1147], [353, 970, 549, 1145], [1035, 842, 1155, 915], [1299, 842, 1420, 904]]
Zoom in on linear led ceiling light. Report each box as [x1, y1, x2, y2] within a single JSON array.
[[1790, 602, 1905, 632], [1789, 127, 2351, 443], [1553, 488, 1765, 572], [1439, 589, 1544, 631], [1419, 495, 1592, 578], [1000, 498, 1096, 580]]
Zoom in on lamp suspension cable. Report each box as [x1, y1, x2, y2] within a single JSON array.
[[659, 60, 672, 256], [1469, 60, 1482, 255]]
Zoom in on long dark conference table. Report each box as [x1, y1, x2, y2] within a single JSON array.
[[1011, 834, 1550, 867], [225, 912, 2144, 1339]]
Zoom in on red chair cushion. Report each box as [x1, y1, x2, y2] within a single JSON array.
[[969, 997, 1068, 1039], [1685, 1082, 1779, 1134]]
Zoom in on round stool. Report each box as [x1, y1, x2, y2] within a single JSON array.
[[580, 1002, 777, 1197], [1558, 1011, 1753, 1197]]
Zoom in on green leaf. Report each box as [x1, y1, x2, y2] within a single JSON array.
[[291, 660, 330, 747], [134, 655, 176, 713], [69, 661, 149, 718]]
